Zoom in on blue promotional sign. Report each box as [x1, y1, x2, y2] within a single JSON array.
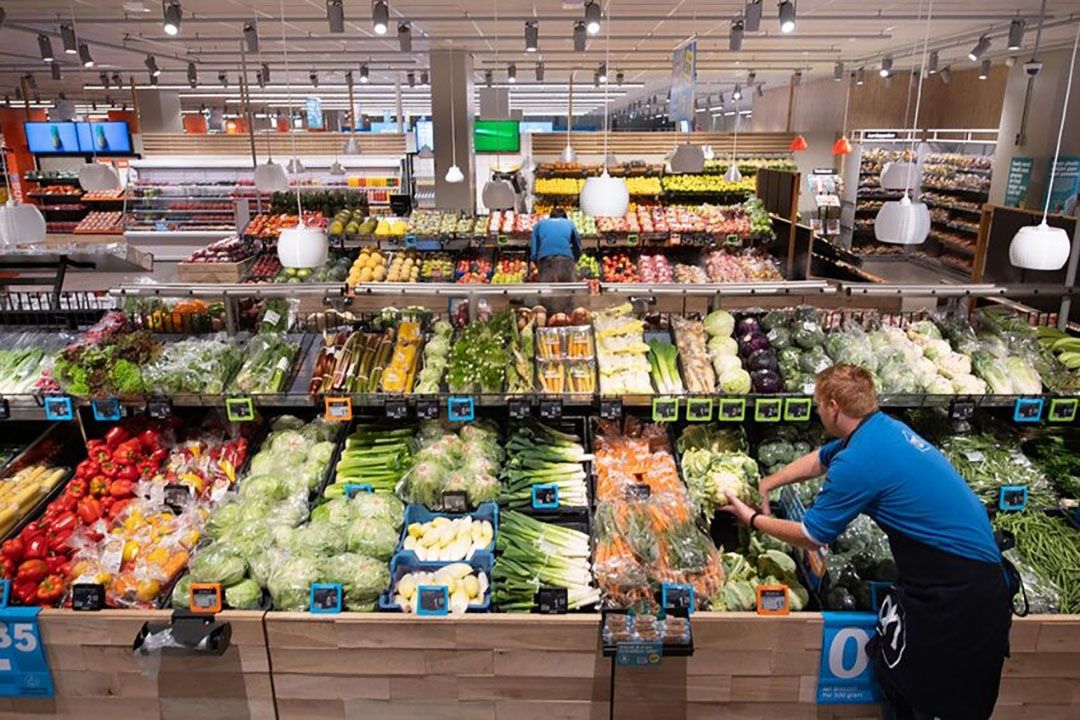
[[668, 41, 697, 125], [306, 97, 324, 130], [616, 641, 663, 667], [816, 611, 880, 704], [0, 607, 54, 698]]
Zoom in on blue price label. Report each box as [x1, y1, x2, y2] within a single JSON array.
[[817, 612, 880, 704], [91, 397, 122, 422], [531, 483, 559, 510], [616, 641, 662, 667], [345, 483, 374, 498], [43, 395, 73, 421], [403, 234, 417, 248], [999, 485, 1028, 512], [0, 607, 54, 698], [1013, 397, 1044, 423], [661, 583, 695, 613], [447, 396, 475, 422], [309, 584, 343, 614], [417, 586, 450, 616]]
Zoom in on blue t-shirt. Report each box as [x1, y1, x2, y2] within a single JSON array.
[[802, 412, 1001, 564], [530, 217, 581, 260]]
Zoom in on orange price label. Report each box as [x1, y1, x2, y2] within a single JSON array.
[[324, 396, 353, 422], [755, 585, 790, 616], [189, 583, 223, 614]]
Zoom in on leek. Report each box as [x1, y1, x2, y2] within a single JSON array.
[[493, 510, 599, 611]]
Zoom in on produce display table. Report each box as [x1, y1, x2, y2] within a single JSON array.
[[2, 612, 1076, 719]]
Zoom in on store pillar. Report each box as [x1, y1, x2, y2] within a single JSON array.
[[430, 48, 476, 211]]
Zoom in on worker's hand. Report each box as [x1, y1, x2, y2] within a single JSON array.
[[720, 489, 757, 527], [758, 474, 778, 515]]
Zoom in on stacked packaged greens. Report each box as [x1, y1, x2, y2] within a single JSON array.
[[973, 307, 1072, 393], [413, 320, 453, 393], [396, 421, 503, 509], [0, 341, 51, 394], [326, 425, 416, 497], [764, 306, 829, 394], [229, 334, 298, 394], [934, 312, 1042, 394], [142, 337, 244, 395], [500, 421, 589, 509], [493, 510, 599, 611], [711, 533, 810, 611], [675, 424, 760, 515], [446, 311, 516, 394], [704, 309, 751, 395], [993, 511, 1080, 613]]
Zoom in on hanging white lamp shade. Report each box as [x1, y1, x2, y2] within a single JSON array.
[[579, 171, 629, 218], [879, 161, 920, 191], [604, 154, 620, 169], [254, 160, 290, 192], [1009, 221, 1072, 271], [417, 145, 435, 159], [342, 135, 361, 155], [445, 165, 465, 183], [874, 195, 931, 245], [277, 221, 329, 268], [0, 201, 47, 246], [78, 163, 121, 192], [482, 179, 516, 211], [329, 160, 346, 176], [702, 145, 715, 161], [723, 163, 743, 183], [286, 158, 306, 174], [560, 144, 578, 164], [670, 143, 705, 174]]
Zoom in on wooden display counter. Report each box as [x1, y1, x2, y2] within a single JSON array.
[[1, 611, 1077, 719]]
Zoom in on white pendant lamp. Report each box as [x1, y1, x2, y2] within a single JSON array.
[[329, 160, 346, 176], [560, 143, 578, 164], [879, 161, 920, 191], [286, 157, 305, 174], [723, 163, 743, 183], [254, 159, 289, 192], [702, 145, 715, 161], [874, 194, 931, 245], [278, 221, 329, 268], [670, 143, 706, 173], [78, 162, 121, 192], [561, 73, 577, 164], [445, 164, 464, 184], [724, 100, 743, 183], [342, 134, 361, 155], [444, 46, 464, 184], [1009, 17, 1079, 271], [482, 179, 515, 210], [579, 3, 629, 218], [0, 135, 44, 245]]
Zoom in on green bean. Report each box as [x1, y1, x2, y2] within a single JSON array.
[[994, 511, 1080, 612]]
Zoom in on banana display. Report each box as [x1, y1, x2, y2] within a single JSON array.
[[0, 464, 68, 538], [1039, 327, 1080, 370]]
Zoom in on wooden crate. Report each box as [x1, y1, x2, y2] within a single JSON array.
[[177, 256, 256, 284]]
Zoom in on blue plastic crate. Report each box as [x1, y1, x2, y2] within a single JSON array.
[[378, 549, 493, 613], [395, 501, 499, 560]]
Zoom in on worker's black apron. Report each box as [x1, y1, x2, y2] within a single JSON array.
[[868, 525, 1015, 720]]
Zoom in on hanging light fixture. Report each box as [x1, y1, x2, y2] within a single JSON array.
[[536, 62, 544, 81], [580, 0, 629, 218], [78, 43, 94, 68], [51, 63, 61, 81], [163, 1, 182, 36], [145, 55, 161, 77], [445, 47, 464, 183], [979, 59, 990, 79], [372, 0, 389, 35], [481, 0, 517, 210], [730, 19, 744, 51], [584, 0, 601, 35], [928, 50, 939, 74], [968, 34, 990, 62], [219, 70, 228, 86], [37, 35, 54, 63], [187, 62, 197, 88], [244, 22, 259, 53], [1009, 16, 1078, 270], [525, 21, 538, 52], [359, 64, 370, 83], [573, 21, 587, 51], [832, 136, 852, 155], [309, 70, 318, 88], [0, 153, 46, 247], [745, 0, 763, 31], [484, 69, 493, 87], [398, 23, 412, 51], [1008, 18, 1026, 51], [508, 63, 517, 83], [833, 70, 854, 156], [60, 24, 77, 54], [598, 63, 608, 83], [407, 71, 415, 87], [261, 63, 271, 85], [327, 0, 345, 33], [724, 97, 744, 183], [561, 74, 577, 163], [732, 83, 742, 100], [616, 70, 624, 85], [834, 61, 844, 80], [788, 69, 807, 152], [778, 1, 796, 33], [880, 56, 893, 77], [421, 70, 429, 85], [856, 66, 865, 85]]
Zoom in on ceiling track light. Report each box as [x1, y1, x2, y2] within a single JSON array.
[[163, 1, 182, 36], [616, 70, 624, 86], [598, 63, 608, 83], [928, 49, 939, 74], [525, 21, 538, 53], [37, 35, 54, 63], [398, 23, 412, 52], [968, 34, 991, 62], [111, 72, 122, 86], [1007, 18, 1026, 51], [940, 66, 951, 84], [834, 61, 844, 80], [407, 71, 415, 87], [747, 70, 757, 84], [421, 70, 429, 85], [187, 61, 197, 88], [327, 0, 345, 33], [372, 0, 389, 35], [78, 43, 94, 68], [880, 56, 893, 77], [310, 70, 319, 88], [60, 24, 77, 55], [573, 21, 587, 51], [99, 71, 109, 88], [979, 58, 991, 79], [149, 73, 158, 86], [593, 70, 600, 87], [732, 83, 742, 100], [856, 66, 865, 85], [145, 54, 161, 78], [778, 0, 796, 34], [244, 22, 259, 53], [730, 19, 744, 51], [508, 63, 517, 83], [50, 63, 61, 81], [584, 0, 601, 35], [756, 83, 764, 97], [793, 70, 802, 85], [360, 64, 370, 83], [536, 62, 544, 81], [261, 63, 270, 84], [484, 69, 493, 87], [745, 0, 763, 32], [219, 70, 228, 87]]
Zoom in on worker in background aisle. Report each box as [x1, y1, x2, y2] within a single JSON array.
[[722, 364, 1016, 720], [529, 207, 581, 314]]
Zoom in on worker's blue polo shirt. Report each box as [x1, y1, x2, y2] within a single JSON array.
[[802, 411, 1001, 564]]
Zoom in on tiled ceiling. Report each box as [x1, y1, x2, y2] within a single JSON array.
[[0, 0, 1077, 116]]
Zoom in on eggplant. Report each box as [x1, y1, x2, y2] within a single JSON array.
[[747, 348, 780, 372], [736, 316, 762, 336], [739, 331, 770, 357]]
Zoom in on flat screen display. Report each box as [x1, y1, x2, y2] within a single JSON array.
[[474, 120, 520, 153], [23, 122, 81, 154], [415, 120, 433, 150], [519, 121, 554, 134], [75, 122, 134, 155]]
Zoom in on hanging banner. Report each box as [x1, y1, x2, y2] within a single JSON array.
[[1004, 156, 1033, 208], [0, 606, 54, 698], [669, 41, 697, 125], [1045, 156, 1080, 216], [816, 611, 881, 704], [306, 97, 324, 130]]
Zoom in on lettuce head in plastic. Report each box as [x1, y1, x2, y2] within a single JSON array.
[[188, 545, 247, 586], [319, 553, 390, 611], [345, 517, 400, 560], [288, 522, 347, 557], [224, 578, 263, 609], [268, 556, 322, 611]]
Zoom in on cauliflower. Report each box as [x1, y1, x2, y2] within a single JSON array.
[[952, 373, 988, 395], [921, 338, 953, 361], [934, 351, 972, 379], [923, 375, 955, 395]]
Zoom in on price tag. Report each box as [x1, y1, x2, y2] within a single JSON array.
[[1013, 397, 1044, 423], [309, 583, 343, 614], [146, 397, 172, 419], [817, 612, 881, 704], [718, 398, 746, 422], [225, 396, 255, 423], [652, 397, 679, 422], [756, 585, 790, 616], [686, 398, 713, 422], [189, 583, 223, 614], [963, 450, 986, 463], [447, 396, 475, 422], [416, 398, 440, 420], [531, 483, 559, 510], [998, 485, 1028, 512], [442, 491, 469, 512], [324, 396, 353, 422], [599, 398, 623, 420], [163, 483, 192, 513], [1048, 398, 1078, 423], [0, 581, 7, 608], [508, 398, 530, 420], [0, 606, 53, 697], [403, 234, 417, 248], [784, 397, 812, 422], [725, 233, 741, 247], [417, 585, 450, 616], [949, 397, 976, 422], [616, 641, 662, 667], [71, 583, 106, 612], [91, 397, 122, 422], [385, 398, 408, 420], [497, 235, 508, 247], [535, 587, 568, 614], [43, 395, 74, 421], [626, 483, 651, 500], [345, 483, 374, 498], [661, 583, 695, 614], [0, 398, 9, 420], [755, 398, 783, 422], [627, 234, 639, 246], [539, 398, 562, 420]]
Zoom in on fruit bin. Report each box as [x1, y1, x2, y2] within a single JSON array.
[[395, 501, 499, 561], [377, 549, 494, 613]]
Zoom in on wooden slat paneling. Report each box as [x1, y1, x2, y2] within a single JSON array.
[[140, 132, 407, 157], [530, 132, 795, 156]]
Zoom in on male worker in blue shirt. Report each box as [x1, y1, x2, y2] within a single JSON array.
[[530, 207, 581, 283], [723, 364, 1014, 720]]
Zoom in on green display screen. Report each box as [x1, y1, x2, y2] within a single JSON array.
[[474, 120, 521, 152]]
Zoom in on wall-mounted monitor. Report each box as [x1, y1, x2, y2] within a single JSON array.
[[75, 121, 134, 155], [474, 120, 520, 153], [415, 120, 434, 150], [23, 122, 81, 155]]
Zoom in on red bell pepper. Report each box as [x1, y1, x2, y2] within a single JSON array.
[[13, 580, 38, 606], [104, 426, 130, 450], [49, 511, 78, 536], [109, 479, 135, 498], [99, 460, 119, 478], [116, 465, 139, 482], [89, 475, 109, 497], [36, 575, 64, 604], [1, 538, 24, 562], [138, 461, 156, 480], [1, 557, 15, 579], [48, 529, 73, 554], [149, 448, 168, 466], [66, 479, 87, 499], [113, 440, 141, 465], [16, 559, 48, 583], [77, 496, 103, 524], [23, 536, 48, 560], [138, 429, 162, 452], [45, 556, 69, 577], [108, 498, 134, 518]]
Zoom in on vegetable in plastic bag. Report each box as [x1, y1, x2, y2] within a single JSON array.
[[268, 556, 322, 611], [225, 578, 263, 609], [319, 553, 390, 611], [189, 545, 247, 586], [345, 517, 400, 560], [704, 310, 735, 338]]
